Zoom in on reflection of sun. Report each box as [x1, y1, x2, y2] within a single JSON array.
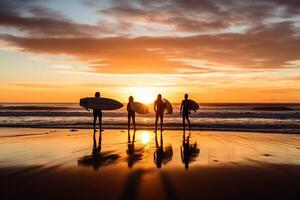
[[140, 131, 150, 144], [126, 87, 156, 104]]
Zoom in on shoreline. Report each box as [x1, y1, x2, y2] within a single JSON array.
[[1, 125, 299, 134], [0, 128, 299, 200]]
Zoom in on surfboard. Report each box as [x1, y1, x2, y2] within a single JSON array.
[[80, 97, 123, 110], [189, 99, 199, 111], [163, 98, 173, 114], [130, 102, 149, 114]]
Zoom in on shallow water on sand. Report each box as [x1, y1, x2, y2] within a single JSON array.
[[0, 128, 299, 169], [1, 128, 300, 200]]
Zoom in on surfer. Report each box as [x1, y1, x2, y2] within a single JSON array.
[[127, 96, 136, 131], [180, 94, 192, 130], [154, 94, 164, 132], [85, 92, 102, 132]]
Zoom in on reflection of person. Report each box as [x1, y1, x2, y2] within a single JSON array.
[[181, 130, 200, 170], [154, 132, 173, 168], [92, 129, 101, 156], [154, 132, 164, 168], [154, 94, 164, 132], [127, 96, 136, 131], [126, 130, 142, 168], [85, 92, 102, 132], [127, 130, 136, 155], [77, 129, 119, 170], [180, 94, 191, 130]]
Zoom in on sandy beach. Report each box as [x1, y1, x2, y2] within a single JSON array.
[[0, 128, 299, 200]]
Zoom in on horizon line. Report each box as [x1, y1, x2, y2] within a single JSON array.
[[1, 102, 300, 104]]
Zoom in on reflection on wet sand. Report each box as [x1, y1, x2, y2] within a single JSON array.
[[126, 130, 143, 168], [77, 130, 120, 170], [1, 128, 300, 200], [154, 131, 173, 168], [181, 130, 200, 169], [180, 130, 200, 169]]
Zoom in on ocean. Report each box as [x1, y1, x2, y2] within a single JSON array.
[[0, 103, 300, 133]]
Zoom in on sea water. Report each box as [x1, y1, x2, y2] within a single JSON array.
[[0, 103, 300, 133]]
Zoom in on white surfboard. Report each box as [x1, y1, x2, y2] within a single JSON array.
[[80, 97, 123, 110]]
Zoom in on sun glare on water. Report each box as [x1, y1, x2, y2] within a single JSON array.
[[126, 87, 156, 104], [140, 131, 150, 144]]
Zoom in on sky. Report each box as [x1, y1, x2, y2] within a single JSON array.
[[0, 0, 300, 103]]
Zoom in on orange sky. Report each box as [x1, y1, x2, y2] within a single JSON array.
[[0, 0, 300, 103]]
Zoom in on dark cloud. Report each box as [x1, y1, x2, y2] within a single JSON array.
[[0, 0, 299, 74], [1, 0, 299, 36], [97, 0, 300, 33], [0, 11, 106, 37], [0, 1, 113, 37], [1, 21, 299, 74]]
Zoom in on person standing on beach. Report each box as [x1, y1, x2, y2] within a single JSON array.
[[154, 94, 164, 132], [180, 94, 192, 130], [127, 96, 136, 131], [85, 92, 102, 132]]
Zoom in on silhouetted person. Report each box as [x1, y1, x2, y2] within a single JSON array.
[[154, 94, 164, 132], [127, 96, 136, 131], [85, 92, 102, 132], [180, 94, 191, 130], [181, 130, 200, 170]]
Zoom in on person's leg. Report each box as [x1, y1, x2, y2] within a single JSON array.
[[186, 115, 191, 129], [132, 129, 136, 142], [155, 113, 159, 132], [127, 114, 131, 131], [182, 115, 186, 131], [127, 128, 130, 143], [132, 114, 136, 130], [160, 113, 163, 132], [93, 129, 97, 148], [93, 114, 97, 131], [99, 113, 102, 132]]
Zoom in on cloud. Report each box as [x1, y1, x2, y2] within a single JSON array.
[[98, 0, 300, 34], [0, 7, 110, 37], [1, 21, 299, 74], [0, 0, 299, 74]]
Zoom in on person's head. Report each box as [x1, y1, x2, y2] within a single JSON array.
[[129, 96, 134, 102], [184, 93, 188, 99], [157, 94, 162, 101], [95, 92, 100, 98]]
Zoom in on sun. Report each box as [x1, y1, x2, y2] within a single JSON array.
[[140, 131, 150, 144], [126, 87, 156, 104]]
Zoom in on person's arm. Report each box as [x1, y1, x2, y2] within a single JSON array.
[[154, 101, 157, 112]]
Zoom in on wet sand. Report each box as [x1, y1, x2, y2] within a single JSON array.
[[0, 128, 299, 200]]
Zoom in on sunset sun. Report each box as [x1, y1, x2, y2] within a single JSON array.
[[125, 87, 157, 104]]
